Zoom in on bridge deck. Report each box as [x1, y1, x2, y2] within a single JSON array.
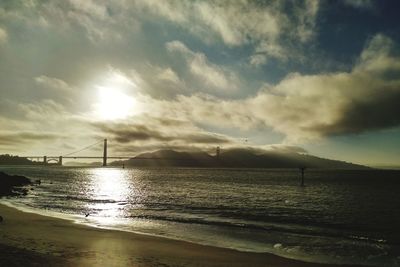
[[24, 156, 132, 159], [22, 156, 181, 160]]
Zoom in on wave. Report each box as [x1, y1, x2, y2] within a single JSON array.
[[42, 194, 127, 204], [126, 213, 391, 246], [26, 193, 394, 246]]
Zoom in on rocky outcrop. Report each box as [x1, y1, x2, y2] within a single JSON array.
[[0, 172, 32, 197]]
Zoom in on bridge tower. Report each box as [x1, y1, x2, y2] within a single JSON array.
[[43, 156, 47, 165], [102, 139, 107, 167], [59, 156, 63, 166]]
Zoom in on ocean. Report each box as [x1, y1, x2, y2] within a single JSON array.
[[1, 166, 399, 266]]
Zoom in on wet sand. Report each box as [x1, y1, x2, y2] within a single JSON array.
[[0, 204, 363, 267]]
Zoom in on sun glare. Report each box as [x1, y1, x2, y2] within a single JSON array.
[[95, 87, 135, 120], [83, 168, 131, 223]]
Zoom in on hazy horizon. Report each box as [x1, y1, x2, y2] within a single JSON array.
[[1, 0, 400, 167]]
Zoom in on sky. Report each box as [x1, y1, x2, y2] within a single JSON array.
[[0, 0, 400, 166]]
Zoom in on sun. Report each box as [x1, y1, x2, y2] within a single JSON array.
[[94, 86, 135, 120]]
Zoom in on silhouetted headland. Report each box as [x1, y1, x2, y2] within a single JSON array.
[[111, 148, 369, 169], [0, 149, 369, 169], [0, 154, 38, 165]]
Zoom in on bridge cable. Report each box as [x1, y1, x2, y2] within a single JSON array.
[[62, 140, 104, 157]]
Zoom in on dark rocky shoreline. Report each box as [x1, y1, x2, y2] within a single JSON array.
[[0, 171, 32, 197]]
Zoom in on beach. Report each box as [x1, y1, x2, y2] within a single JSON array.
[[0, 203, 364, 267]]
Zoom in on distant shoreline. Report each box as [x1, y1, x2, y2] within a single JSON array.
[[1, 149, 371, 169], [0, 164, 377, 170]]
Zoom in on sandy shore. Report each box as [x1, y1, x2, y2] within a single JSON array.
[[0, 204, 363, 267]]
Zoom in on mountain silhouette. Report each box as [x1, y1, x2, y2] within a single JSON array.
[[110, 148, 368, 169]]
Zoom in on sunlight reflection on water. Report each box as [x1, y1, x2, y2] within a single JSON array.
[[86, 168, 132, 219]]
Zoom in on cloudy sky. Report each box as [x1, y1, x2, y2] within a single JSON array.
[[1, 0, 400, 166]]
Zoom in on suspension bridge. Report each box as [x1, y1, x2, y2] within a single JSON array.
[[21, 139, 222, 167], [23, 139, 125, 166]]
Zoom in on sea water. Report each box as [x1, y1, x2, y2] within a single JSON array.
[[1, 166, 399, 266]]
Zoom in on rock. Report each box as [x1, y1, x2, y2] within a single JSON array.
[[0, 171, 32, 197]]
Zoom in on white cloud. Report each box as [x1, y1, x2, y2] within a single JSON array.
[[144, 65, 187, 97], [156, 34, 400, 142], [137, 0, 320, 64], [0, 1, 140, 43], [3, 33, 399, 152], [251, 41, 289, 65], [250, 35, 400, 140], [35, 75, 72, 92], [0, 98, 104, 154], [355, 34, 400, 73], [166, 40, 191, 54], [34, 75, 76, 103], [68, 0, 108, 19], [295, 0, 320, 42], [1, 1, 318, 62], [190, 54, 231, 89], [114, 65, 186, 98], [19, 99, 68, 121], [249, 54, 268, 67], [343, 0, 374, 9], [157, 67, 182, 85], [0, 27, 7, 44], [2, 1, 399, 157], [166, 40, 239, 91]]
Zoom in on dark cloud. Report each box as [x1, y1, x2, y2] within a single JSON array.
[[167, 34, 400, 141], [181, 133, 230, 144], [96, 123, 169, 143], [308, 89, 400, 135], [106, 142, 307, 157], [93, 120, 232, 146], [109, 143, 213, 155]]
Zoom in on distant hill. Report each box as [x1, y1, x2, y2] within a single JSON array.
[[111, 149, 216, 167], [0, 154, 37, 165], [110, 148, 368, 169]]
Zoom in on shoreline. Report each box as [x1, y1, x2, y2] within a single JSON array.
[[0, 203, 365, 267]]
